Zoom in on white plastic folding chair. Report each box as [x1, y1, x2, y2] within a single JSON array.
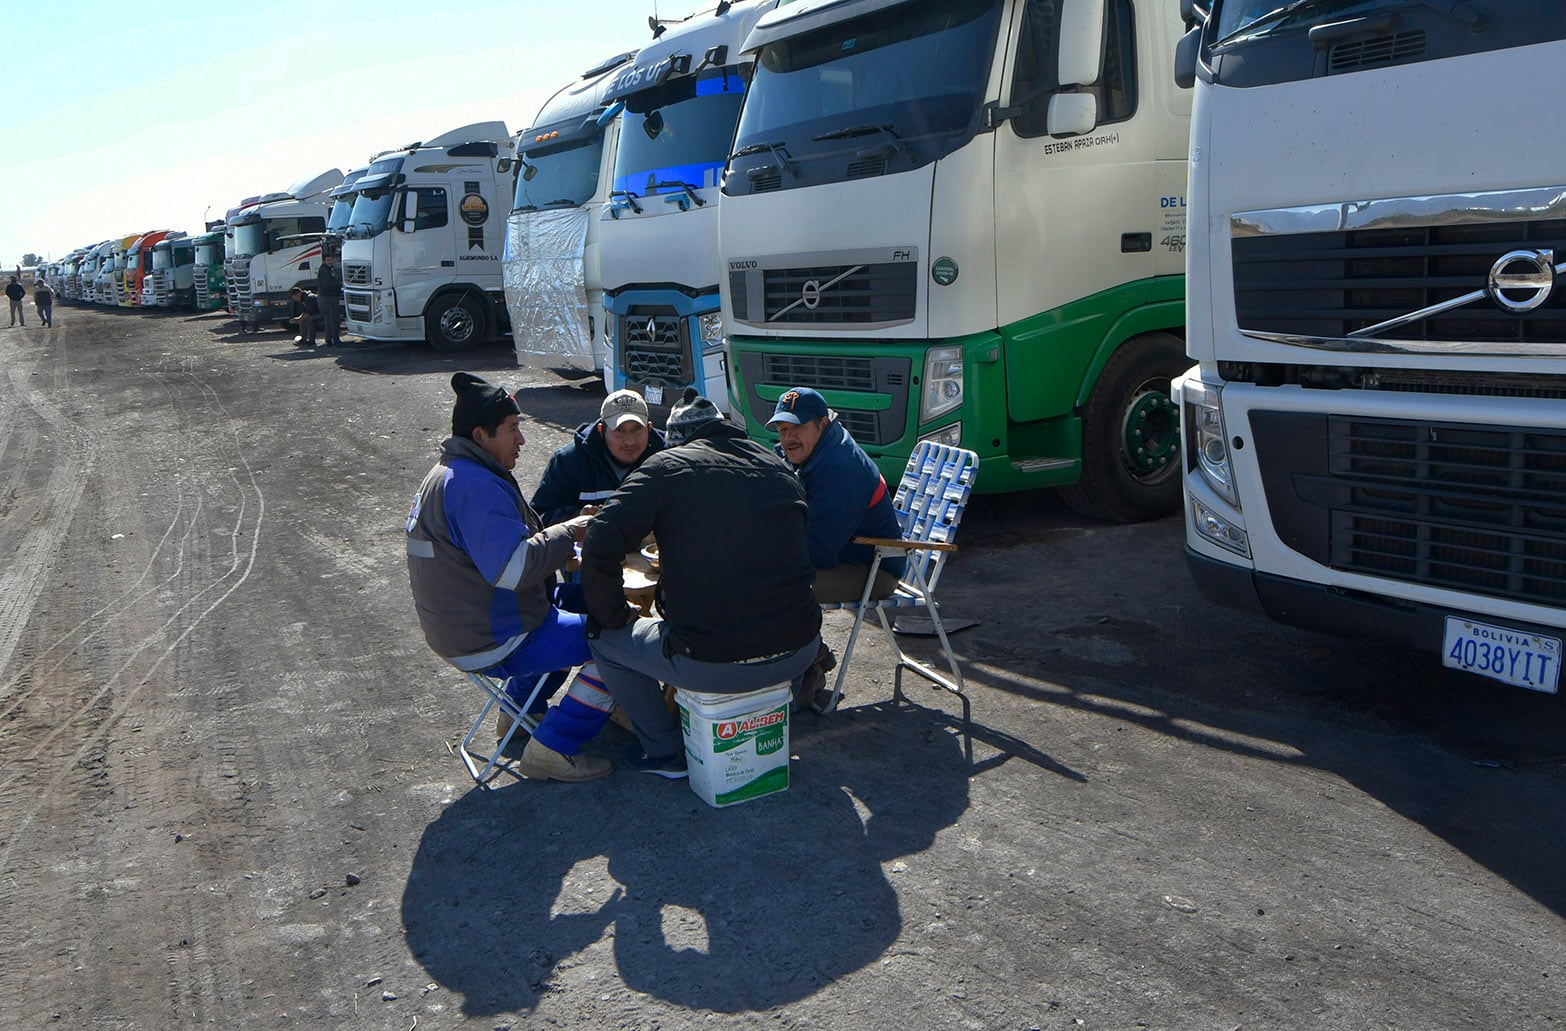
[[459, 668, 563, 788], [817, 442, 979, 719]]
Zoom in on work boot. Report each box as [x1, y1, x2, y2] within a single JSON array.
[[515, 739, 611, 782]]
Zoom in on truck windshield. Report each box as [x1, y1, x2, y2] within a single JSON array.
[[734, 0, 1000, 173], [513, 136, 604, 212], [346, 192, 396, 239], [327, 196, 357, 233], [233, 222, 266, 258], [613, 67, 747, 197], [196, 243, 219, 266], [152, 249, 172, 270]]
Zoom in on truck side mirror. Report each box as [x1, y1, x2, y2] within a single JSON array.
[[1057, 0, 1106, 87], [1047, 92, 1098, 136], [1175, 27, 1200, 89]]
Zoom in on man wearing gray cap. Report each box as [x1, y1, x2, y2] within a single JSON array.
[[580, 388, 823, 777], [531, 388, 667, 525]]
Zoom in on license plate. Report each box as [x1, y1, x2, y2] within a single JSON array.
[[644, 385, 663, 406], [1441, 617, 1561, 694]]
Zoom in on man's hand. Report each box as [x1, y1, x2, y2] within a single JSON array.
[[563, 513, 593, 542]]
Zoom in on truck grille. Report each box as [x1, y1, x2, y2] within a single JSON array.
[[619, 307, 689, 384], [1232, 218, 1566, 343], [730, 262, 917, 326], [738, 352, 911, 447], [1252, 411, 1566, 607], [229, 266, 253, 316], [194, 274, 211, 307], [344, 289, 373, 323], [344, 263, 371, 287]]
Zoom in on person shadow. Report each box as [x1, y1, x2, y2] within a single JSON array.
[[402, 699, 974, 1016]]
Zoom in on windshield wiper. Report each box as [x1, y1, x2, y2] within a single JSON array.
[[1215, 0, 1347, 47], [544, 198, 581, 208], [812, 123, 913, 162], [610, 190, 643, 214], [648, 177, 706, 208], [732, 140, 798, 180]]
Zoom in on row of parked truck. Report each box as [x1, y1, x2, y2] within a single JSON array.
[[38, 0, 1566, 699]]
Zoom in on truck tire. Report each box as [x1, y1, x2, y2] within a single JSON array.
[[425, 294, 486, 352], [1057, 331, 1187, 524]]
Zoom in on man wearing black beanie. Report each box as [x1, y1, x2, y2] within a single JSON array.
[[407, 373, 617, 781]]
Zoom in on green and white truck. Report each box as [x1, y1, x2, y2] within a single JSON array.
[[721, 0, 1190, 520]]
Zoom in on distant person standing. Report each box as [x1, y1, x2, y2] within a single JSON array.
[[5, 276, 24, 326], [32, 277, 53, 327], [316, 253, 343, 347]]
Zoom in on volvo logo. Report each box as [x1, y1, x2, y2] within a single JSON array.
[[1487, 249, 1556, 314], [801, 280, 821, 310]]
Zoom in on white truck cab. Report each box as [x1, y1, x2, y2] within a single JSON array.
[[341, 122, 515, 351], [228, 169, 342, 328], [597, 0, 780, 408], [1175, 0, 1566, 693], [505, 50, 636, 386]]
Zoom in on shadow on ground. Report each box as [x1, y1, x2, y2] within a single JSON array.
[[401, 700, 993, 1016]]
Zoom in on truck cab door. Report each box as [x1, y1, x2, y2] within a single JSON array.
[[991, 0, 1185, 423], [396, 187, 451, 292]]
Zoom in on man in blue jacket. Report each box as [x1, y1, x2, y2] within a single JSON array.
[[771, 387, 907, 706], [531, 389, 666, 525], [407, 373, 616, 782]]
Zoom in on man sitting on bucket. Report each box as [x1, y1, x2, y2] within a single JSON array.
[[406, 372, 616, 782], [770, 386, 906, 708], [580, 388, 823, 777]]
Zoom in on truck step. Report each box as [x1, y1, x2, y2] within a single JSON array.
[[1011, 457, 1076, 473]]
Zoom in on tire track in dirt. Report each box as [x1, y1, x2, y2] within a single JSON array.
[[0, 361, 92, 701]]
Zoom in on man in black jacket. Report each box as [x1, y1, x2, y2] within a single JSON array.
[[581, 388, 822, 777], [316, 253, 343, 347], [5, 276, 24, 327], [290, 286, 321, 348], [532, 388, 667, 524]]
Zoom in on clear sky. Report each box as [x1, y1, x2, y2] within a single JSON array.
[[0, 0, 679, 267]]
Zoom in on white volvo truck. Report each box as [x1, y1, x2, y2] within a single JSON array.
[[341, 122, 515, 351], [597, 0, 780, 408], [504, 50, 636, 386], [1174, 1, 1566, 693], [720, 0, 1191, 518], [228, 169, 342, 328]]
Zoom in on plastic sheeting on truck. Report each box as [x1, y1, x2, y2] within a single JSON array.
[[505, 207, 593, 371]]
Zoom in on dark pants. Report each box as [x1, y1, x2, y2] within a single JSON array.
[[296, 314, 318, 346], [35, 300, 52, 327], [318, 294, 342, 345]]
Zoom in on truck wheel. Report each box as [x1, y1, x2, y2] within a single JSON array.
[[1058, 331, 1187, 524], [426, 294, 486, 352]]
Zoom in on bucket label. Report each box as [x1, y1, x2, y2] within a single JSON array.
[[712, 705, 788, 754]]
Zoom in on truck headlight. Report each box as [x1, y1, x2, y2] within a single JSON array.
[[921, 346, 963, 421], [697, 312, 724, 351], [1182, 378, 1237, 506], [1191, 498, 1250, 556], [918, 422, 962, 449], [603, 309, 616, 343]]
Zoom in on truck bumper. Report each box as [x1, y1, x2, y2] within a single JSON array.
[[1185, 546, 1565, 659]]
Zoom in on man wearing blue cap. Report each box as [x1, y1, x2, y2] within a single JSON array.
[[770, 387, 907, 707]]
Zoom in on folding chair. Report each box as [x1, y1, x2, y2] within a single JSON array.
[[817, 442, 979, 719], [458, 668, 566, 788]]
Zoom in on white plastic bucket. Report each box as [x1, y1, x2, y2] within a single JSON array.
[[675, 684, 791, 808]]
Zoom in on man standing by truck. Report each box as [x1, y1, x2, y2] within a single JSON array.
[[316, 252, 343, 347]]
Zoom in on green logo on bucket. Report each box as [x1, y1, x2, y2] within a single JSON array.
[[712, 705, 788, 755]]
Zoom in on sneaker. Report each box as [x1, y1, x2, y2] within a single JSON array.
[[515, 739, 611, 782], [622, 744, 688, 779]]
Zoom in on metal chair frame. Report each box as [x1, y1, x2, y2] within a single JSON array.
[[459, 668, 561, 788], [817, 443, 979, 720]]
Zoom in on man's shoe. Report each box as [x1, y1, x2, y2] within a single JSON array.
[[795, 662, 827, 712], [516, 739, 611, 782], [622, 744, 688, 779]]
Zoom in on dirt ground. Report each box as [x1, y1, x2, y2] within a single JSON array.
[[1, 306, 1562, 1030]]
